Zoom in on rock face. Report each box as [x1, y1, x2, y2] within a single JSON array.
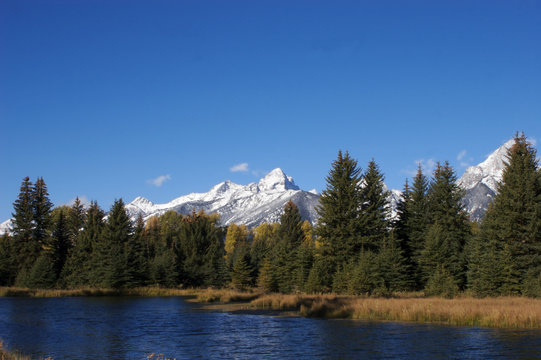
[[457, 139, 514, 221], [125, 168, 320, 227]]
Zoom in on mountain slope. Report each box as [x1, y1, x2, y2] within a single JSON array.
[[457, 139, 514, 221], [125, 168, 320, 227]]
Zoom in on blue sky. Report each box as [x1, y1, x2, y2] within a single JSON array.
[[1, 0, 540, 220]]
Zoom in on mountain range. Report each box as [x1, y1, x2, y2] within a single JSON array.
[[0, 139, 520, 234]]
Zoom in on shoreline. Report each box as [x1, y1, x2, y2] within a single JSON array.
[[2, 287, 541, 329]]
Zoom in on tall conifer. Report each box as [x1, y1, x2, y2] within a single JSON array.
[[421, 162, 470, 289], [32, 177, 53, 246], [359, 159, 390, 252], [471, 134, 541, 296], [11, 177, 37, 278], [316, 151, 362, 275]]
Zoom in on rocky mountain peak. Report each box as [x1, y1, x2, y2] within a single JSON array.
[[257, 168, 300, 192]]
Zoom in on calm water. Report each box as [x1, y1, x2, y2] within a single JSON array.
[[1, 297, 540, 359]]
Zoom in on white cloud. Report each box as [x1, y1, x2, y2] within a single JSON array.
[[403, 158, 438, 177], [415, 158, 437, 175], [147, 174, 171, 187], [456, 149, 474, 168], [68, 196, 90, 207], [230, 163, 249, 173]]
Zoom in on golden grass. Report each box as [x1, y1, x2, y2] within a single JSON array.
[[0, 340, 53, 360], [182, 288, 261, 303], [0, 287, 194, 298], [248, 294, 541, 328]]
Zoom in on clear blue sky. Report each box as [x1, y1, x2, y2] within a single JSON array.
[[1, 0, 540, 220]]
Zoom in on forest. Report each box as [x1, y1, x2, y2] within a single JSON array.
[[0, 134, 540, 298]]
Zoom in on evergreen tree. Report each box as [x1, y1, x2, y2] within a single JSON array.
[[147, 216, 178, 287], [348, 250, 382, 295], [316, 151, 362, 277], [424, 265, 458, 298], [257, 256, 278, 293], [63, 201, 104, 287], [377, 233, 413, 292], [406, 166, 430, 289], [93, 199, 132, 288], [68, 197, 86, 244], [250, 222, 277, 272], [274, 201, 304, 293], [32, 177, 53, 247], [394, 179, 411, 256], [49, 210, 71, 280], [26, 252, 57, 289], [421, 162, 470, 289], [0, 234, 17, 286], [471, 134, 541, 296], [304, 255, 334, 293], [11, 177, 38, 279], [125, 215, 149, 287], [231, 250, 254, 290], [176, 211, 226, 288], [359, 159, 390, 252]]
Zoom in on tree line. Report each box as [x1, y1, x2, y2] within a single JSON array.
[[0, 134, 540, 297]]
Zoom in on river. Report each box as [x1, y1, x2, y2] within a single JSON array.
[[1, 297, 540, 359]]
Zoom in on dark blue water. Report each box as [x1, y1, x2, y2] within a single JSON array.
[[1, 297, 540, 359]]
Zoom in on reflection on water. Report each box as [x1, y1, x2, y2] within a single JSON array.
[[1, 297, 540, 359]]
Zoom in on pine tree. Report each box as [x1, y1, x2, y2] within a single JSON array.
[[125, 215, 149, 287], [32, 177, 53, 247], [394, 179, 411, 255], [257, 256, 278, 293], [176, 211, 226, 288], [26, 252, 57, 289], [421, 162, 470, 289], [348, 250, 381, 295], [0, 234, 17, 286], [472, 134, 541, 296], [231, 250, 254, 290], [304, 255, 334, 293], [63, 201, 104, 287], [377, 233, 413, 292], [93, 199, 132, 288], [146, 215, 179, 287], [250, 222, 277, 272], [274, 201, 304, 293], [406, 166, 430, 289], [68, 197, 86, 245], [49, 210, 71, 280], [316, 151, 362, 276], [11, 177, 38, 279], [359, 159, 390, 252]]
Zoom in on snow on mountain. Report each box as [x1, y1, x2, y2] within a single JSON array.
[[457, 139, 515, 221], [0, 219, 12, 235], [125, 168, 319, 227]]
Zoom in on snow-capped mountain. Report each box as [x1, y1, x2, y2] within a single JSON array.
[[125, 168, 320, 227], [0, 219, 12, 236], [457, 139, 514, 221]]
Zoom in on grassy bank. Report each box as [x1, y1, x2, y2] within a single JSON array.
[[248, 293, 541, 328], [0, 340, 54, 360], [0, 286, 192, 298], [2, 287, 541, 328]]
